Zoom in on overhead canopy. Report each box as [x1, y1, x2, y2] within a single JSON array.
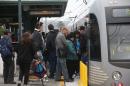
[[0, 0, 68, 23]]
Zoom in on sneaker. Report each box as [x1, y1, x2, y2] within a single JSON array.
[[55, 79, 61, 81], [48, 75, 54, 79], [23, 84, 30, 86], [65, 79, 73, 82], [9, 81, 16, 84], [4, 81, 9, 84], [17, 83, 21, 86], [70, 77, 74, 81]]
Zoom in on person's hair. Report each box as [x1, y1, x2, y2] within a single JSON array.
[[4, 29, 11, 35], [48, 24, 54, 30], [62, 27, 69, 32], [74, 30, 80, 36], [21, 32, 32, 45], [35, 22, 43, 29], [66, 32, 74, 40], [79, 26, 85, 30], [61, 27, 69, 37]]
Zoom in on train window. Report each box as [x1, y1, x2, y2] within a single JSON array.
[[89, 14, 101, 62], [107, 24, 130, 61]]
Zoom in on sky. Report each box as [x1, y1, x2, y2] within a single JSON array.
[[40, 0, 88, 32]]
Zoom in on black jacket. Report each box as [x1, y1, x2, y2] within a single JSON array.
[[32, 30, 44, 51], [17, 43, 35, 65], [80, 32, 88, 54], [46, 30, 57, 52]]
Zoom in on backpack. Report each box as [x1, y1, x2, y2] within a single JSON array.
[[35, 63, 44, 73], [0, 37, 12, 57]]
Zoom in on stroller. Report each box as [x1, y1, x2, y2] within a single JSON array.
[[29, 59, 47, 86]]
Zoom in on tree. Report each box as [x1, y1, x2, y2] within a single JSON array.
[[0, 26, 5, 36]]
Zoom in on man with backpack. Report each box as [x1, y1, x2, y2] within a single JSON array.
[[0, 30, 15, 84]]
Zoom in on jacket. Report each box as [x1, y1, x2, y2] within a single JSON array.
[[46, 30, 57, 52], [17, 43, 35, 65], [66, 40, 78, 60], [32, 30, 44, 51], [55, 32, 67, 58]]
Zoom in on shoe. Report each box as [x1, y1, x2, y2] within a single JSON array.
[[4, 82, 8, 84], [4, 80, 9, 84], [17, 83, 21, 86], [24, 84, 30, 86], [55, 79, 61, 81], [9, 81, 16, 84], [70, 77, 74, 81], [48, 75, 54, 79], [65, 79, 73, 82]]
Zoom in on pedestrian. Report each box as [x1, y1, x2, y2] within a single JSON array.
[[55, 27, 72, 82], [17, 32, 35, 86], [32, 22, 45, 61], [79, 26, 88, 55], [66, 32, 78, 80], [0, 30, 16, 84], [46, 24, 57, 79]]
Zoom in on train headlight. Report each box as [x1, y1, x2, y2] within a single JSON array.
[[112, 71, 122, 81]]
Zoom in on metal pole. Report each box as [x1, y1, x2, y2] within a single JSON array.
[[45, 18, 47, 33], [18, 0, 22, 41]]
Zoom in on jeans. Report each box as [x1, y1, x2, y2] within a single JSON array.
[[55, 57, 69, 80], [2, 56, 14, 83], [48, 51, 57, 77], [19, 62, 30, 84]]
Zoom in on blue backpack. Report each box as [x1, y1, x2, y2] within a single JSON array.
[[0, 38, 12, 57], [35, 63, 44, 74]]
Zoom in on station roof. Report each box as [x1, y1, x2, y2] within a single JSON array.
[[0, 0, 67, 5], [0, 0, 68, 22]]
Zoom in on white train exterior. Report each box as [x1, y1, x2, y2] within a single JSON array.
[[67, 0, 130, 86]]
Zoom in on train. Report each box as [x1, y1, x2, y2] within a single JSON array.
[[67, 0, 130, 86]]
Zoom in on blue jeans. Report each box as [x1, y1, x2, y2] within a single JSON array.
[[48, 51, 57, 77], [2, 56, 14, 83], [55, 57, 69, 80]]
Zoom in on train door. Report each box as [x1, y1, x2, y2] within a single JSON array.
[[88, 14, 101, 62], [87, 14, 107, 86]]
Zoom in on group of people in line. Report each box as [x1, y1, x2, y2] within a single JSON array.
[[0, 21, 87, 86]]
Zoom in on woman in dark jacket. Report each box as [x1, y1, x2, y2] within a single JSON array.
[[17, 32, 35, 86]]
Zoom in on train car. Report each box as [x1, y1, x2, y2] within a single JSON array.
[[67, 0, 130, 86]]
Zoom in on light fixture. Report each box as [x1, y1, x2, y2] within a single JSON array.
[[112, 71, 122, 81], [30, 10, 60, 15]]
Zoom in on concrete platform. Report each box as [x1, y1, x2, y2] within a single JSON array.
[[0, 53, 79, 86], [0, 76, 79, 86]]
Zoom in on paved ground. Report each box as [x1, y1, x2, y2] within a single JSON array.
[[0, 76, 79, 86], [0, 54, 79, 86], [0, 76, 59, 86]]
